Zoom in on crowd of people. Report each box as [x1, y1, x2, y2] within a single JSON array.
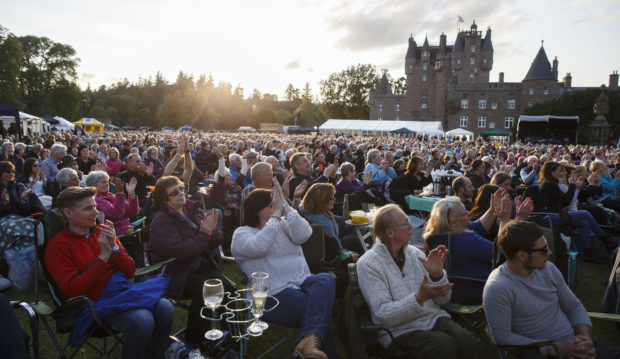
[[1, 126, 619, 358]]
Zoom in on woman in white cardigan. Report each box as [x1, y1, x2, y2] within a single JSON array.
[[231, 179, 336, 359]]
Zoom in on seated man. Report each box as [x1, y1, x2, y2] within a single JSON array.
[[483, 220, 619, 358], [44, 187, 174, 359], [452, 176, 475, 211], [357, 204, 481, 358]]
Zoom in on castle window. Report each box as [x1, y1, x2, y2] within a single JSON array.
[[460, 116, 468, 127], [423, 50, 429, 57], [491, 102, 497, 110], [378, 104, 383, 112], [507, 99, 516, 109], [408, 64, 413, 72], [421, 97, 427, 109], [544, 86, 549, 95], [478, 99, 487, 109], [378, 114, 382, 120], [477, 116, 487, 128], [483, 59, 488, 64], [457, 59, 461, 64], [461, 99, 469, 109], [470, 57, 475, 65], [422, 75, 427, 82], [395, 116, 400, 121], [423, 63, 428, 71], [471, 45, 475, 53], [395, 103, 400, 112], [529, 87, 534, 95], [489, 122, 495, 128], [528, 101, 533, 108], [504, 117, 515, 129]]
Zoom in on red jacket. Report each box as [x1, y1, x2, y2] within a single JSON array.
[[44, 226, 135, 301]]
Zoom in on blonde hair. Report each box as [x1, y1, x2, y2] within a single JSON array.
[[423, 197, 464, 239], [373, 204, 401, 242], [301, 183, 335, 217], [590, 161, 606, 173]]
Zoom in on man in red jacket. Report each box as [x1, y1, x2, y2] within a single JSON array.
[[45, 187, 174, 359]]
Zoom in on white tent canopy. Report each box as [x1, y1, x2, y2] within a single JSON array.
[[2, 111, 48, 135], [319, 119, 444, 137], [52, 116, 75, 131], [445, 128, 474, 138]]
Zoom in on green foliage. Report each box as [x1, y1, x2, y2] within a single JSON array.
[[524, 88, 620, 143], [0, 28, 23, 107], [297, 100, 326, 128], [320, 63, 379, 119], [274, 109, 293, 124]]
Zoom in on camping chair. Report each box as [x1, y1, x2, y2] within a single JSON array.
[[301, 224, 326, 274], [344, 263, 408, 359], [11, 300, 39, 359]]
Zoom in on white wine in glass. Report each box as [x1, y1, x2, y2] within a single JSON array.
[[247, 272, 269, 336], [202, 279, 224, 340]]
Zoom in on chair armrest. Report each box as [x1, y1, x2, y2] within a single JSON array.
[[33, 296, 104, 325], [441, 302, 484, 315], [360, 314, 408, 352], [135, 258, 175, 277], [588, 312, 620, 322]]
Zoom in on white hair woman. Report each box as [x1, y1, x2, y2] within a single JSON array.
[[85, 170, 138, 236]]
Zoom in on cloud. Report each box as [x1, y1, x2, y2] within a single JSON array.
[[80, 72, 96, 81], [285, 60, 300, 70], [326, 0, 526, 52], [306, 68, 314, 73]]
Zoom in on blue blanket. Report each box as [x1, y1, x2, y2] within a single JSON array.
[[69, 271, 170, 346]]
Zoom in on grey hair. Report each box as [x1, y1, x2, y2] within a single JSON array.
[[229, 153, 241, 162], [366, 149, 381, 165], [251, 162, 272, 180], [14, 142, 26, 152], [1, 141, 13, 150], [265, 156, 278, 165], [147, 146, 159, 156], [50, 144, 67, 157], [85, 170, 109, 187], [56, 168, 78, 186]]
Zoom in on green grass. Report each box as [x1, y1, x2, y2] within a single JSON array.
[[4, 258, 619, 358]]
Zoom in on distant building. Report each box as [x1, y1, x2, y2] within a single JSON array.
[[369, 21, 618, 137]]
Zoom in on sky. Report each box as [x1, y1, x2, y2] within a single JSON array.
[[2, 0, 619, 99]]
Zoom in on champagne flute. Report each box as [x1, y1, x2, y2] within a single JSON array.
[[202, 279, 224, 340], [247, 272, 269, 336]]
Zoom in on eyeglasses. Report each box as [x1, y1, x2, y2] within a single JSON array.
[[4, 170, 14, 174], [390, 222, 411, 229], [167, 186, 185, 197], [526, 244, 548, 253], [32, 164, 40, 167]]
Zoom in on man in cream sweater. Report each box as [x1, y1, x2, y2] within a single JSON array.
[[357, 204, 481, 358]]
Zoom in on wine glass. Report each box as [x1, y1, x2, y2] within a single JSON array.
[[247, 272, 269, 336], [202, 279, 224, 340]]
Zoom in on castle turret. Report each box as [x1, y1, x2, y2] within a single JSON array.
[[552, 56, 558, 80], [439, 33, 447, 53], [521, 45, 557, 112], [405, 35, 416, 75], [523, 45, 554, 81], [610, 71, 619, 90], [377, 73, 392, 95], [563, 73, 572, 88]]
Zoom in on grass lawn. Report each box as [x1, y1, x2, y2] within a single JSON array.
[[4, 258, 619, 358]]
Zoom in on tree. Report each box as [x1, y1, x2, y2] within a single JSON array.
[[250, 108, 276, 129], [18, 34, 80, 115], [0, 26, 23, 108], [320, 64, 379, 119], [274, 109, 293, 124], [296, 100, 327, 128], [302, 82, 313, 102]]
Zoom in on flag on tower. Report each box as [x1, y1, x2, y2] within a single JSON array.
[[458, 15, 465, 23]]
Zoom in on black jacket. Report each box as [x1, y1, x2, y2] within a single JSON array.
[[535, 180, 576, 212]]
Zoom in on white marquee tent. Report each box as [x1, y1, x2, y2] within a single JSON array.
[[445, 128, 474, 139], [319, 119, 444, 137], [2, 111, 49, 136], [52, 116, 75, 131]]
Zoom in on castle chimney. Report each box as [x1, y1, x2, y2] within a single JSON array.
[[440, 33, 447, 52], [563, 73, 572, 88], [552, 57, 558, 80], [499, 72, 504, 84], [610, 71, 619, 90]]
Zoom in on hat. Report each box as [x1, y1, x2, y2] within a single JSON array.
[[58, 155, 75, 168], [246, 151, 259, 158]]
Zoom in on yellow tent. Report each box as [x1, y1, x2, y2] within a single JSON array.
[[73, 118, 105, 132]]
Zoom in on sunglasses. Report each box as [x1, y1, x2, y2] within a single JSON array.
[[526, 244, 548, 253], [4, 170, 14, 174], [32, 164, 40, 167], [167, 186, 185, 197]]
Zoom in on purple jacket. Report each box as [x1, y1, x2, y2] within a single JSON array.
[[335, 178, 368, 203], [149, 200, 222, 297], [95, 192, 139, 235]]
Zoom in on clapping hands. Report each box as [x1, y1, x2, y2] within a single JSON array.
[[200, 209, 219, 236]]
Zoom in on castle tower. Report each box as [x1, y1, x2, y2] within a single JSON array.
[[521, 44, 558, 112], [450, 21, 490, 85]]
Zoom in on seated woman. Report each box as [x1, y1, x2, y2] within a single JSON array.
[[469, 184, 500, 241], [17, 157, 53, 210], [423, 192, 531, 302], [85, 171, 139, 236], [143, 146, 164, 178], [389, 155, 432, 210], [105, 147, 125, 178], [334, 161, 371, 204], [76, 145, 96, 175], [149, 176, 235, 347], [232, 185, 336, 359], [298, 183, 360, 295], [0, 161, 44, 217], [590, 161, 620, 212], [536, 161, 610, 258]]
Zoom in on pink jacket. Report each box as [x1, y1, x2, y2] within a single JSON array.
[[106, 158, 125, 177], [95, 192, 139, 235]]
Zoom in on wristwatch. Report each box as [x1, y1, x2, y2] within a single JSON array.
[[111, 244, 120, 257]]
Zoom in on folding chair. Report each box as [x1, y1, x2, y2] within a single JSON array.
[[345, 263, 408, 359], [30, 209, 125, 359], [11, 300, 39, 359]]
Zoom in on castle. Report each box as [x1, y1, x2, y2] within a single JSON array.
[[369, 21, 619, 137]]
